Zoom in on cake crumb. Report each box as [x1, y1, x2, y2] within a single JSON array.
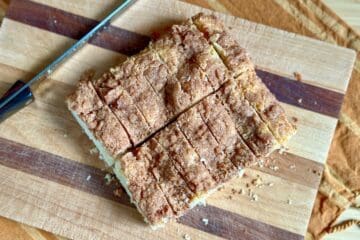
[[252, 177, 263, 187], [86, 175, 91, 181], [250, 193, 258, 202], [291, 117, 298, 123], [183, 234, 191, 240], [113, 188, 123, 198], [247, 189, 252, 196], [293, 72, 302, 81], [104, 173, 114, 185], [267, 182, 274, 187], [202, 218, 209, 225], [238, 189, 243, 195], [287, 199, 292, 205], [231, 188, 237, 194], [227, 195, 233, 200], [257, 159, 265, 168], [297, 98, 303, 104], [89, 147, 98, 155], [279, 146, 288, 155], [269, 165, 279, 171]]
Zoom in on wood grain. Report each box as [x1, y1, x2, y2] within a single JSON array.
[[0, 0, 356, 240], [257, 69, 344, 118], [20, 0, 357, 92], [0, 20, 337, 163], [3, 0, 346, 118], [0, 137, 303, 240], [6, 0, 150, 55]]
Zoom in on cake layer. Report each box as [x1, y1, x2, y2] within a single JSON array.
[[218, 80, 279, 156], [150, 20, 220, 115], [177, 107, 238, 183], [165, 60, 213, 115], [237, 70, 297, 144], [114, 151, 174, 227], [198, 94, 257, 168], [192, 13, 296, 145], [155, 122, 217, 196], [93, 54, 169, 141], [140, 138, 195, 216], [104, 84, 151, 145], [67, 78, 131, 166], [192, 13, 253, 77]]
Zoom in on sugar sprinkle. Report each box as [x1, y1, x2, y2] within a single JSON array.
[[202, 218, 209, 225], [183, 234, 191, 240]]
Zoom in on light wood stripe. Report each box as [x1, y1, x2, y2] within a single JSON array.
[[207, 168, 318, 235], [282, 102, 338, 164]]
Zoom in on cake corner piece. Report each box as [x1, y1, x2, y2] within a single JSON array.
[[66, 72, 132, 167]]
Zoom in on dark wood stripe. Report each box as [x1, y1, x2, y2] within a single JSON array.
[[180, 206, 303, 240], [257, 69, 343, 118], [0, 137, 132, 206], [0, 137, 303, 240], [6, 0, 150, 55], [5, 0, 343, 118]]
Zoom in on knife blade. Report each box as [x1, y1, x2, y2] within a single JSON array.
[[0, 0, 134, 122]]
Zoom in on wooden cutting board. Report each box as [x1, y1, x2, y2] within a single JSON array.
[[0, 0, 356, 239]]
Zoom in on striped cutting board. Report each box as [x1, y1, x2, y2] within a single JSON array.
[[0, 0, 356, 239]]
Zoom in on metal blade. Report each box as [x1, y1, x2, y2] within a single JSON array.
[[0, 0, 134, 120]]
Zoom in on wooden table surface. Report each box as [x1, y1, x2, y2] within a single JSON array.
[[0, 0, 358, 240]]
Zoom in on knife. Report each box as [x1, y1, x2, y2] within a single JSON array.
[[0, 0, 134, 122]]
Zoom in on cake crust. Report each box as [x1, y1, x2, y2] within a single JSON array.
[[155, 123, 217, 195], [178, 107, 238, 183], [118, 152, 174, 225], [67, 77, 131, 158], [193, 13, 296, 145], [198, 94, 257, 168], [218, 80, 279, 156]]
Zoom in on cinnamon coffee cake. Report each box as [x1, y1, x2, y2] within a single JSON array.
[[67, 13, 296, 228]]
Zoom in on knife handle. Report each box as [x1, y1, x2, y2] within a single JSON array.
[[0, 80, 34, 122]]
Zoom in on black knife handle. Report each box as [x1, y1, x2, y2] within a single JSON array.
[[0, 80, 34, 122]]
